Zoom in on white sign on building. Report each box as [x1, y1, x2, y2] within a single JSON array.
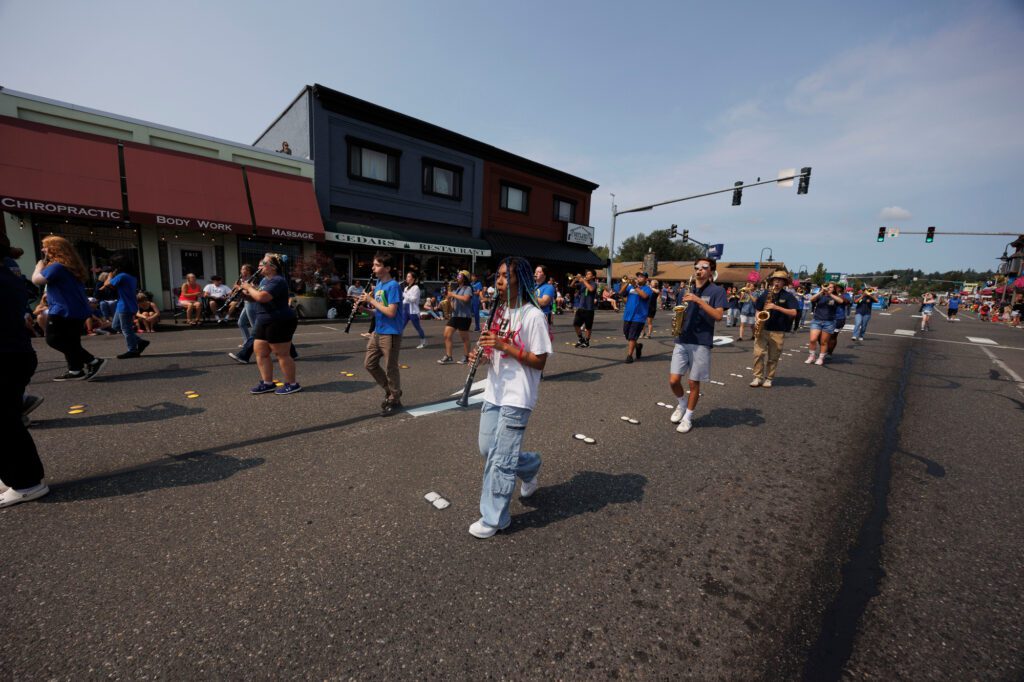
[[566, 222, 595, 246]]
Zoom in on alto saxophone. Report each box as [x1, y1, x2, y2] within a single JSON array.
[[671, 275, 696, 336], [754, 289, 778, 341], [440, 281, 454, 318]]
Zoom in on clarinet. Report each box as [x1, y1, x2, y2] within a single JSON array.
[[344, 277, 377, 333], [218, 273, 260, 315], [456, 302, 504, 407]]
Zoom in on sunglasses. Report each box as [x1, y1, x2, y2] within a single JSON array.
[[694, 265, 711, 270]]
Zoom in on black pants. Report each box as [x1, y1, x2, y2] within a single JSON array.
[[1, 352, 44, 489], [45, 316, 95, 371]]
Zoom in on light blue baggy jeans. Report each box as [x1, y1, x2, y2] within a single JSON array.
[[110, 311, 139, 352], [852, 313, 871, 338], [478, 401, 541, 529]]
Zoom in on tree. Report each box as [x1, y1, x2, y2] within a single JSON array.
[[590, 245, 610, 264], [615, 229, 704, 262], [811, 263, 827, 286]]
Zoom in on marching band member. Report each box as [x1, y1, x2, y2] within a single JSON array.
[[361, 252, 404, 416], [668, 258, 726, 433], [921, 292, 936, 331], [737, 283, 756, 341], [572, 270, 597, 348], [438, 271, 474, 364], [851, 287, 878, 340], [467, 257, 552, 539], [805, 282, 843, 366], [621, 271, 652, 363], [749, 270, 798, 388], [241, 253, 300, 395], [533, 265, 556, 325]]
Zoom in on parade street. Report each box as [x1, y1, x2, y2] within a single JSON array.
[[2, 307, 1022, 680]]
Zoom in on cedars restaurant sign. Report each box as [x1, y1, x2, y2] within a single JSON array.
[[566, 222, 595, 246]]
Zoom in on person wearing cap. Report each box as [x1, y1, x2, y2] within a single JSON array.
[[749, 270, 798, 388], [621, 272, 652, 363], [438, 270, 474, 364], [668, 258, 726, 433], [203, 275, 232, 323]]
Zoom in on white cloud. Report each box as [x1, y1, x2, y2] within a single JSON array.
[[879, 206, 912, 221]]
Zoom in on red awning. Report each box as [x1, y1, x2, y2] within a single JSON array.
[[246, 168, 324, 242], [0, 116, 123, 220], [123, 144, 253, 236]]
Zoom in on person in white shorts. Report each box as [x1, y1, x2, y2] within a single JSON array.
[[668, 258, 727, 434]]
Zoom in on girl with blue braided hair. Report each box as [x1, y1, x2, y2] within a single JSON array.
[[466, 257, 553, 538]]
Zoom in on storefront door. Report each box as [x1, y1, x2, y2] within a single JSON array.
[[169, 242, 216, 287]]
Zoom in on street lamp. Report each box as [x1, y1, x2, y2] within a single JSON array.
[[759, 247, 773, 267]]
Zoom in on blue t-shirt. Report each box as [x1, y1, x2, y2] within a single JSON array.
[[576, 282, 596, 310], [255, 275, 295, 322], [948, 297, 960, 310], [679, 282, 727, 347], [42, 262, 90, 319], [471, 280, 483, 309], [835, 293, 851, 320], [535, 283, 556, 316], [373, 279, 404, 335], [623, 284, 653, 323], [108, 272, 139, 314]]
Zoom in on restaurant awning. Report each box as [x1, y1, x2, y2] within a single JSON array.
[[0, 115, 123, 221], [123, 144, 253, 236], [246, 168, 324, 242], [484, 232, 603, 267], [326, 221, 491, 257]]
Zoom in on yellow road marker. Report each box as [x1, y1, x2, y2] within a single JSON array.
[[67, 409, 85, 415]]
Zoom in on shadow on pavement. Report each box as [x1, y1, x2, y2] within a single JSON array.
[[36, 401, 205, 429], [544, 371, 604, 383], [97, 365, 209, 383], [698, 407, 765, 428], [301, 380, 377, 393], [513, 471, 647, 532], [767, 376, 816, 387], [43, 451, 264, 503], [897, 448, 946, 478]]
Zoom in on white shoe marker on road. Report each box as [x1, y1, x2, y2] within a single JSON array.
[[967, 337, 998, 345], [894, 329, 917, 336]]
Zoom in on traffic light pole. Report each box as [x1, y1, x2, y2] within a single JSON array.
[[607, 169, 811, 288]]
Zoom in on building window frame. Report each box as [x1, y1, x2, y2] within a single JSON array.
[[553, 196, 577, 222], [500, 181, 530, 214], [346, 135, 401, 188], [422, 158, 463, 201]]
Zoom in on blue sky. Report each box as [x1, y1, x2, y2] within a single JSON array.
[[2, 0, 1022, 274]]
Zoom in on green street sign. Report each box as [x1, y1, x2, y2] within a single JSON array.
[[826, 273, 842, 282]]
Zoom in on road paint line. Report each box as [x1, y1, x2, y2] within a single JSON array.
[[894, 329, 917, 336], [406, 394, 484, 417], [322, 326, 338, 331], [966, 337, 998, 345], [879, 312, 893, 316], [980, 345, 1024, 398]]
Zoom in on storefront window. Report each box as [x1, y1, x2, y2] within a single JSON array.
[[437, 255, 470, 284], [34, 222, 141, 294], [238, 238, 301, 277], [352, 250, 376, 281]]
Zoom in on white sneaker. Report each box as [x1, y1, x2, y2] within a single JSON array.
[[676, 417, 693, 434], [804, 353, 816, 364], [520, 477, 539, 498], [416, 341, 426, 349], [468, 518, 510, 539], [749, 378, 763, 387], [815, 355, 825, 366], [762, 379, 772, 388], [670, 404, 684, 423], [0, 483, 49, 508]]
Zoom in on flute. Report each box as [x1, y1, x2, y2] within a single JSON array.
[[344, 277, 377, 333], [455, 302, 504, 407]]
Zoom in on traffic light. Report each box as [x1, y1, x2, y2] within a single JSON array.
[[731, 181, 743, 206], [925, 226, 935, 243], [797, 167, 812, 195], [682, 229, 690, 241], [877, 227, 886, 242], [670, 224, 678, 238]]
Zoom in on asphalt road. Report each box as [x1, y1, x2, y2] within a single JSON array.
[[2, 306, 1021, 679]]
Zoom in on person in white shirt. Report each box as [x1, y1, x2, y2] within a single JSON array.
[[467, 257, 553, 539], [202, 275, 233, 322], [401, 271, 427, 349]]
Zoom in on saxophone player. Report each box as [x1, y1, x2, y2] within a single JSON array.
[[668, 258, 727, 433], [749, 270, 798, 388]]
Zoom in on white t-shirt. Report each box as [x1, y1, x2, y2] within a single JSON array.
[[203, 283, 232, 299], [402, 284, 421, 314], [483, 305, 553, 410]]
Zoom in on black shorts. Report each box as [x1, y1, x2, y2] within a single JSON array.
[[647, 301, 658, 319], [623, 320, 645, 340], [573, 309, 595, 329], [447, 316, 471, 331], [253, 317, 298, 344]]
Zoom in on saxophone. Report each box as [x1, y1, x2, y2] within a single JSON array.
[[754, 288, 778, 341], [440, 281, 454, 318], [671, 275, 696, 336]]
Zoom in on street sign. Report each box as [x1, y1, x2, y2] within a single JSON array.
[[707, 243, 724, 259], [777, 168, 796, 188], [826, 273, 842, 282], [888, 227, 900, 238]]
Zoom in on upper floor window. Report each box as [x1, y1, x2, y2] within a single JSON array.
[[347, 137, 400, 186], [554, 197, 577, 222], [500, 182, 529, 213], [422, 159, 463, 200]]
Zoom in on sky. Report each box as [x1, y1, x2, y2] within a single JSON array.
[[2, 0, 1022, 275]]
